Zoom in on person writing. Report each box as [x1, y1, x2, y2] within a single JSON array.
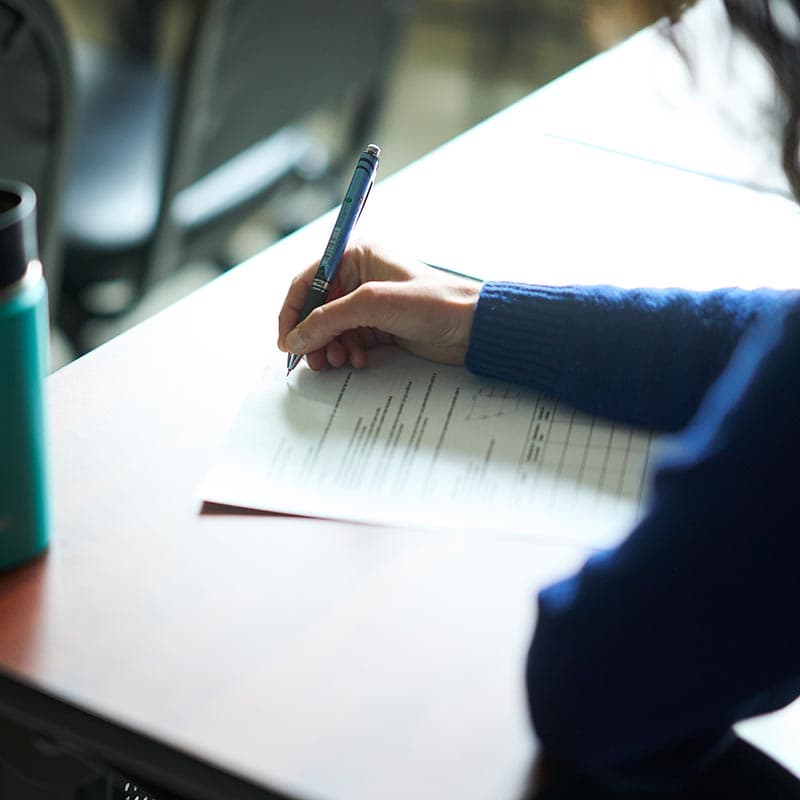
[[278, 0, 800, 792]]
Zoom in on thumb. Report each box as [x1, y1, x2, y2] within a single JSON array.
[[284, 284, 393, 353]]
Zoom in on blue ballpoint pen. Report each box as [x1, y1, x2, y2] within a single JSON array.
[[286, 144, 381, 375]]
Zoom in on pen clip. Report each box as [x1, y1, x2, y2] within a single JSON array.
[[355, 177, 375, 227]]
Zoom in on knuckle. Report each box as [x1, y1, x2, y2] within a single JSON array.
[[310, 302, 334, 336], [357, 282, 381, 303], [354, 283, 389, 328], [353, 239, 375, 266]]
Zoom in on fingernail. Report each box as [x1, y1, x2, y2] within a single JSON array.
[[286, 328, 306, 353]]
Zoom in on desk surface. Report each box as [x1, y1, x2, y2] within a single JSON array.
[[3, 7, 800, 799], [0, 220, 588, 800], [534, 0, 789, 194]]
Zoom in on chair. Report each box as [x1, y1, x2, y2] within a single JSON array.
[[57, 0, 410, 352], [0, 0, 72, 308]]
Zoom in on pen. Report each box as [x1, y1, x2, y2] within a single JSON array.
[[286, 143, 381, 375]]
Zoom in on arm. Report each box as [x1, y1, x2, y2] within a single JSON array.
[[278, 247, 788, 430], [466, 282, 789, 431], [527, 298, 800, 790]]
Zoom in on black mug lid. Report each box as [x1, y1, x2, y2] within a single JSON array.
[[0, 180, 39, 290]]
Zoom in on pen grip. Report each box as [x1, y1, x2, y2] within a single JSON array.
[[298, 266, 331, 323]]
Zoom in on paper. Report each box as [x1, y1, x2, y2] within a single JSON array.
[[202, 347, 653, 549]]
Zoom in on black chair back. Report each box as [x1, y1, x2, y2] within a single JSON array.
[[58, 0, 410, 352]]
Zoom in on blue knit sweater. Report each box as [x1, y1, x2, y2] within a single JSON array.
[[465, 282, 800, 789]]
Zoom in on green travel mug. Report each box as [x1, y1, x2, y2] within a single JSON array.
[[0, 180, 51, 569]]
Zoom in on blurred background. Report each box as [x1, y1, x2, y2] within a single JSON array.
[[1, 0, 660, 369]]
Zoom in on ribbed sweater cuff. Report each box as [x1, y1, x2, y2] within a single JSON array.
[[465, 281, 570, 391]]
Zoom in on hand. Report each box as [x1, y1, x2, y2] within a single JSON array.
[[277, 241, 481, 370]]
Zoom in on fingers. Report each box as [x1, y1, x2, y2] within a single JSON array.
[[325, 339, 348, 369], [302, 336, 364, 371], [284, 283, 399, 356], [305, 349, 329, 371], [277, 244, 422, 353], [277, 262, 319, 351], [277, 244, 471, 373], [277, 251, 368, 352], [341, 330, 367, 369]]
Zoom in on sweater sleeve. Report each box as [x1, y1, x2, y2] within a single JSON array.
[[526, 297, 800, 790], [465, 283, 788, 431]]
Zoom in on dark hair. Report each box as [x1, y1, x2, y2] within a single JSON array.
[[722, 1, 800, 200], [659, 0, 800, 199]]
